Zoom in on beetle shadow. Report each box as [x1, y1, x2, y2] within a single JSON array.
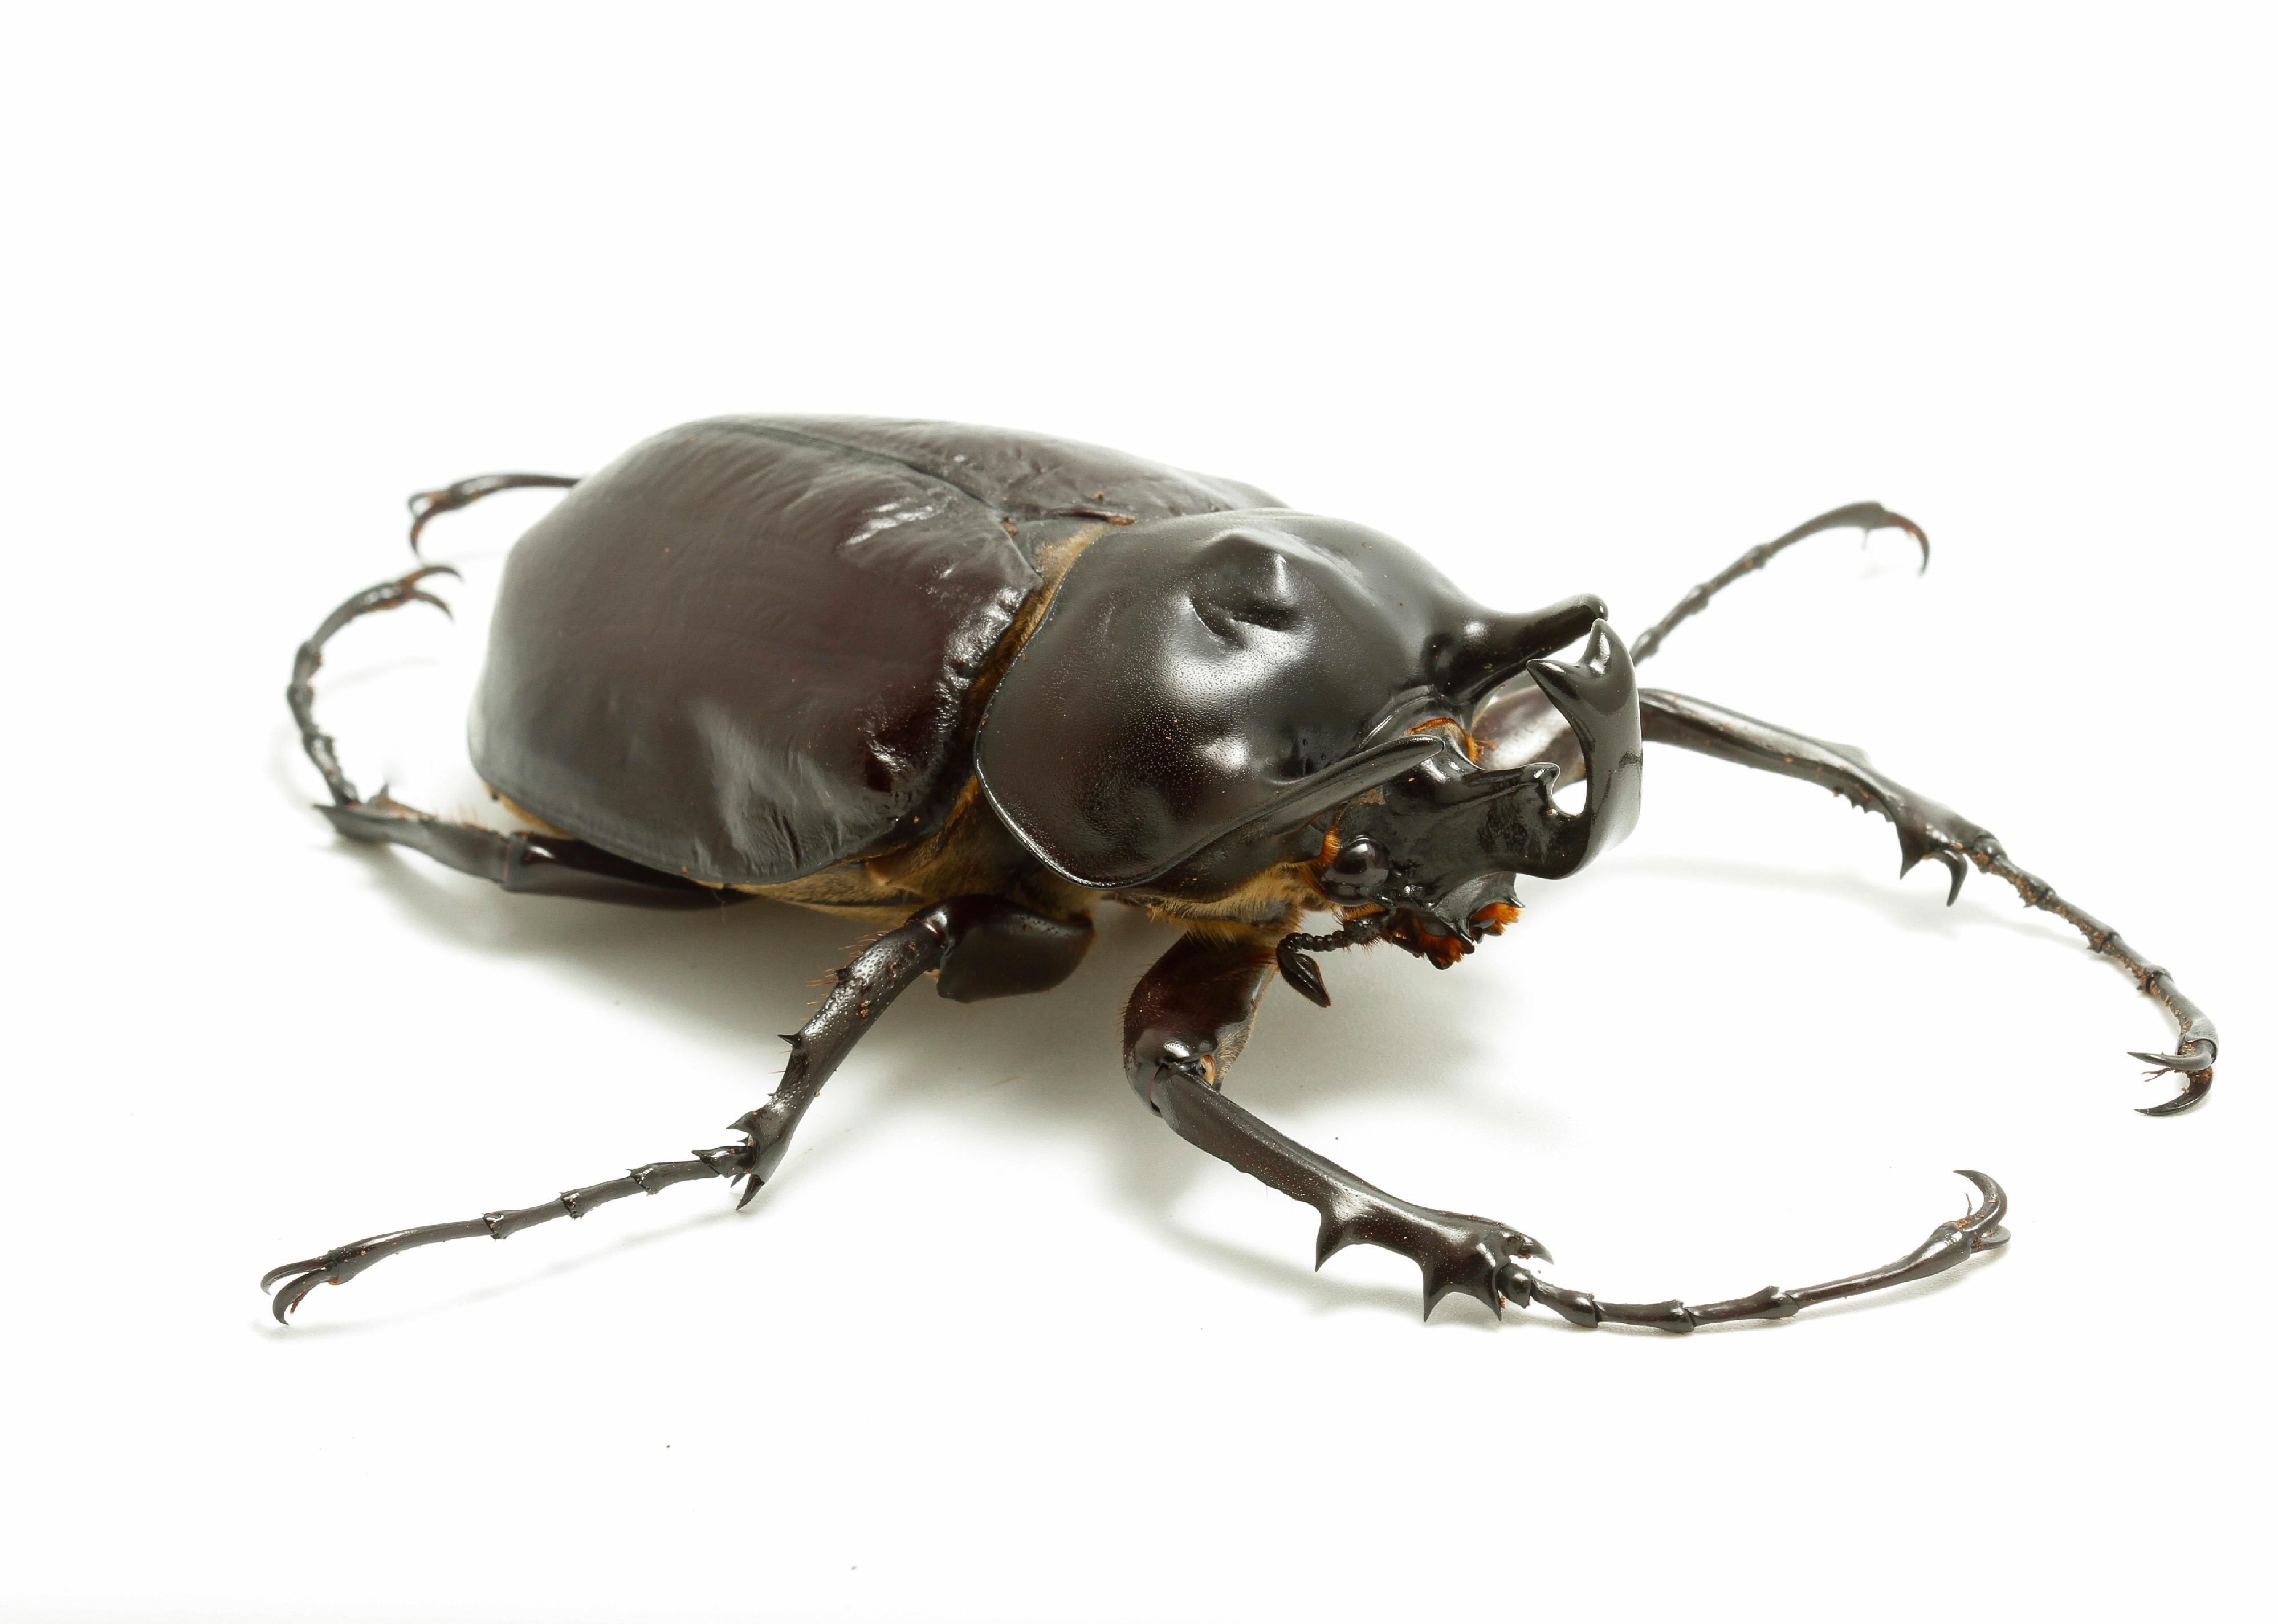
[[281, 817, 2057, 1332], [286, 837, 1527, 1325], [1610, 852, 2065, 946]]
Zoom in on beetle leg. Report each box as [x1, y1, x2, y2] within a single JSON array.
[[1629, 502, 1928, 666], [288, 564, 462, 809], [1502, 1172, 2010, 1333], [1146, 1064, 1550, 1319], [323, 795, 758, 909], [263, 896, 1088, 1322], [1640, 687, 2217, 1113], [406, 471, 578, 555], [288, 569, 748, 908], [1123, 929, 1282, 1108], [718, 897, 1087, 1207], [1124, 932, 2008, 1324], [260, 1154, 735, 1320], [1126, 929, 1549, 1317]]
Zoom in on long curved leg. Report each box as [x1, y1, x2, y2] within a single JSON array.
[[1510, 1170, 2007, 1331], [289, 566, 740, 908], [264, 895, 1092, 1321], [287, 565, 458, 810], [1629, 502, 1927, 666], [323, 792, 752, 909], [1122, 932, 2007, 1326], [1473, 503, 1927, 773], [406, 471, 578, 554], [1641, 687, 2217, 1113]]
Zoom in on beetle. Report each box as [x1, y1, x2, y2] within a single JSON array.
[[268, 416, 2217, 1329]]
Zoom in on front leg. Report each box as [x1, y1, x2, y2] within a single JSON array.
[[1123, 930, 2010, 1327], [1640, 687, 2218, 1113], [1125, 929, 1546, 1317]]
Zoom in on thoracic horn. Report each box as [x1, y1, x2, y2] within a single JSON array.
[[1438, 594, 1611, 708], [1482, 619, 1643, 879]]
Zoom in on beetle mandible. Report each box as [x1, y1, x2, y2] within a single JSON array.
[[269, 417, 2217, 1329]]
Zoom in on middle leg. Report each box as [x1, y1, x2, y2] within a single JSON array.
[[263, 894, 1092, 1320]]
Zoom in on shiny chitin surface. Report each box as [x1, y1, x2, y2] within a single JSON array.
[[977, 509, 1610, 891], [470, 417, 1278, 886], [268, 436, 2217, 1327]]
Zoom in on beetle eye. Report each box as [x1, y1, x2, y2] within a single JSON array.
[[1319, 836, 1391, 900]]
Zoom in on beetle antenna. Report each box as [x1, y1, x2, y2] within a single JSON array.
[[1274, 913, 1388, 1008]]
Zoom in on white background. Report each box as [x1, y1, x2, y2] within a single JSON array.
[[5, 6, 2271, 1621]]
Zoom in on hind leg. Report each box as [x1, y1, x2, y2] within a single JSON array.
[[406, 472, 577, 554], [323, 796, 754, 908], [288, 566, 739, 908], [1640, 686, 2217, 1113], [286, 565, 457, 809]]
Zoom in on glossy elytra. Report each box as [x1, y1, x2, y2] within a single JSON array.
[[270, 418, 2216, 1329]]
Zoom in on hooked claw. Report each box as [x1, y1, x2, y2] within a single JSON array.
[[1899, 840, 1971, 907], [1855, 503, 1930, 574], [407, 491, 452, 555], [1947, 1169, 2011, 1250], [332, 562, 462, 626], [407, 472, 580, 555], [264, 1267, 331, 1323], [259, 1232, 412, 1324], [259, 1251, 335, 1322], [392, 564, 461, 618], [304, 565, 462, 652], [2130, 1039, 2215, 1116]]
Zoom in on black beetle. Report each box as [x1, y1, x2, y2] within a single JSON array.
[[270, 417, 2217, 1329]]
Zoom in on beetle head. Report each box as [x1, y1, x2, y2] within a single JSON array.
[[975, 511, 1639, 921], [1307, 620, 1643, 965]]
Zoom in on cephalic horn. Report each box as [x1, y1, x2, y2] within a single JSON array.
[[1518, 619, 1643, 875], [1453, 619, 1641, 880]]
